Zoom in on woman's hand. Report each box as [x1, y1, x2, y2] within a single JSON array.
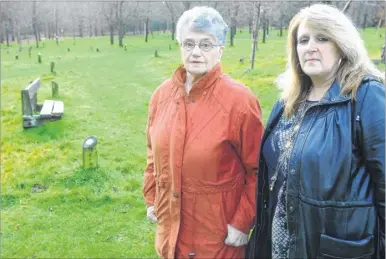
[[224, 224, 248, 247], [146, 206, 158, 223]]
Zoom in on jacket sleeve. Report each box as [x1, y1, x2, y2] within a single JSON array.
[[142, 95, 157, 207], [230, 94, 264, 234], [360, 80, 385, 256]]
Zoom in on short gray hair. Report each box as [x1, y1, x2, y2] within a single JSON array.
[[176, 6, 228, 45]]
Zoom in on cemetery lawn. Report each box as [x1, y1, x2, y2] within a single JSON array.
[[1, 28, 384, 258]]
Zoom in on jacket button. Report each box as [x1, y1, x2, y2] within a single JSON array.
[[289, 206, 294, 213], [173, 192, 179, 198], [203, 91, 207, 96], [290, 169, 295, 175]]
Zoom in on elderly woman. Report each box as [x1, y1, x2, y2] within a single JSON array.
[[247, 4, 385, 259], [142, 6, 263, 259]]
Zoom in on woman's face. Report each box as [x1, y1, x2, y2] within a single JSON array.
[[296, 22, 341, 80], [180, 30, 224, 77]]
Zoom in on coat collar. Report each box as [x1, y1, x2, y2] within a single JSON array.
[[171, 63, 223, 100]]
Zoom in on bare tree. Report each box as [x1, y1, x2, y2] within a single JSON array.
[[251, 2, 261, 70], [103, 2, 117, 45], [227, 3, 240, 47], [32, 0, 39, 47], [342, 0, 352, 13], [261, 7, 267, 44], [143, 2, 151, 42], [182, 1, 191, 11], [164, 1, 177, 41]]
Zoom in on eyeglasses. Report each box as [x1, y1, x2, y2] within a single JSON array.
[[181, 40, 220, 52]]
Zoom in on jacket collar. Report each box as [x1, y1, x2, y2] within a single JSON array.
[[171, 63, 223, 100], [319, 80, 351, 104], [267, 79, 351, 130]]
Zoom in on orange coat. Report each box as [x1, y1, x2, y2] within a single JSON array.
[[143, 63, 263, 259]]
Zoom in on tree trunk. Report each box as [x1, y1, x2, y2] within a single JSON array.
[[279, 15, 284, 37], [17, 26, 21, 44], [55, 2, 58, 43], [230, 25, 235, 47], [32, 1, 39, 48], [262, 11, 266, 43], [171, 20, 175, 41], [0, 25, 4, 43], [183, 1, 191, 11], [118, 23, 124, 47], [267, 18, 269, 35], [341, 0, 352, 13], [251, 2, 261, 69], [362, 3, 368, 30], [119, 33, 123, 47], [47, 22, 51, 39], [109, 24, 114, 45], [79, 18, 83, 37], [10, 19, 15, 42], [100, 19, 104, 36], [262, 21, 266, 43], [145, 17, 149, 42], [228, 3, 240, 47], [5, 23, 10, 47], [356, 2, 363, 28]]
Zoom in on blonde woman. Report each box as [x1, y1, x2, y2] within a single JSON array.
[[247, 4, 385, 259]]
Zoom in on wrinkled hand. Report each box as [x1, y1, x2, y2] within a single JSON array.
[[146, 206, 158, 223], [224, 224, 248, 247]]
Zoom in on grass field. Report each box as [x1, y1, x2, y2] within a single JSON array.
[[1, 28, 384, 258]]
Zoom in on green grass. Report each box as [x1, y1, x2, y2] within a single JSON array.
[[1, 28, 384, 258]]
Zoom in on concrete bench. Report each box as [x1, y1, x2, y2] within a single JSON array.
[[21, 78, 64, 128]]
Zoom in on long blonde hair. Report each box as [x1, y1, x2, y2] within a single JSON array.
[[279, 4, 384, 118]]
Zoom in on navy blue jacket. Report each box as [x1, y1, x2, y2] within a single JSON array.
[[247, 77, 385, 258]]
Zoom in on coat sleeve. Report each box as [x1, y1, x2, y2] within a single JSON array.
[[230, 93, 264, 234], [142, 94, 157, 207], [360, 80, 385, 257]]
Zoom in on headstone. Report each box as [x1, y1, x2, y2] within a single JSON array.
[[38, 53, 42, 63], [52, 81, 59, 97], [50, 61, 55, 73]]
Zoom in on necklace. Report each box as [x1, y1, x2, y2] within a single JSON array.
[[269, 99, 312, 191]]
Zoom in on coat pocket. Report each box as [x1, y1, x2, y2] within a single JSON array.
[[206, 193, 227, 238], [154, 174, 170, 219], [317, 234, 374, 259]]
